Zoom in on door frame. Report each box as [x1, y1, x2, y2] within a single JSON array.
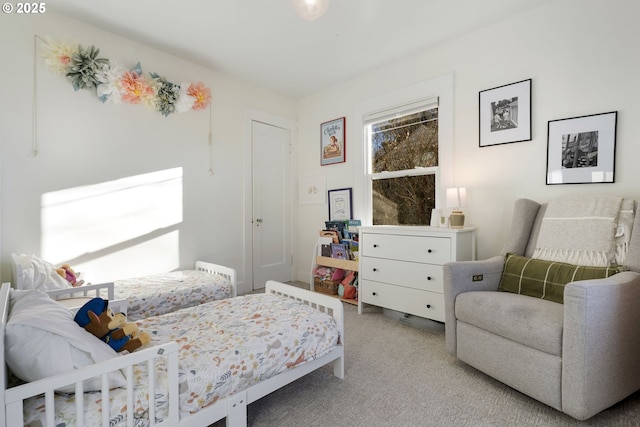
[[242, 107, 297, 294]]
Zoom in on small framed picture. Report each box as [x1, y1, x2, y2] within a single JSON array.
[[321, 117, 346, 166], [328, 187, 352, 221], [546, 111, 617, 185], [298, 174, 326, 204], [479, 79, 532, 147]]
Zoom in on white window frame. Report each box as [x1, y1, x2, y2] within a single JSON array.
[[353, 73, 454, 226]]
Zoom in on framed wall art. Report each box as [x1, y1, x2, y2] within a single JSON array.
[[328, 187, 352, 221], [298, 174, 326, 204], [546, 111, 617, 185], [479, 79, 532, 147], [321, 117, 346, 166]]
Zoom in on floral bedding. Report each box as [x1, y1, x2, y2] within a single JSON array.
[[114, 270, 233, 320], [22, 293, 340, 427]]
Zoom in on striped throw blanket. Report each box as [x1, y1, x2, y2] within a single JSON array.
[[532, 195, 623, 267]]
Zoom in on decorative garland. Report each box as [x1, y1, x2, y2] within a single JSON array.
[[40, 36, 211, 117]]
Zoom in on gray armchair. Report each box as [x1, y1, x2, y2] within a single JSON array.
[[443, 197, 640, 420]]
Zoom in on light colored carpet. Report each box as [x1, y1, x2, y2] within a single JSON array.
[[214, 287, 640, 426]]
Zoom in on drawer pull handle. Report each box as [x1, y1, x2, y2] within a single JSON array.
[[372, 292, 377, 296], [373, 268, 378, 272], [373, 244, 379, 248], [426, 304, 432, 309], [427, 276, 432, 281], [427, 249, 433, 253]]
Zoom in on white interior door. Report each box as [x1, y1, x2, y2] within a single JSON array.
[[251, 121, 291, 289]]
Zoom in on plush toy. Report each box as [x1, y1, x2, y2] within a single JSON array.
[[56, 264, 85, 287], [74, 298, 150, 353], [312, 266, 330, 278]]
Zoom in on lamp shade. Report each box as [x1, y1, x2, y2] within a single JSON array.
[[291, 0, 330, 20], [446, 187, 467, 210]]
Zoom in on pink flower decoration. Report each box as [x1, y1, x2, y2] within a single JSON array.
[[59, 55, 71, 66], [187, 82, 211, 110], [119, 70, 155, 104], [40, 37, 76, 74]]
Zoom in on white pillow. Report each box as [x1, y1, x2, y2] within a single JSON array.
[[11, 253, 72, 291], [5, 289, 126, 393]]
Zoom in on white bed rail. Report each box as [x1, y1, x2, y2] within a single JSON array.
[[46, 281, 115, 301], [195, 260, 237, 297], [4, 342, 180, 427]]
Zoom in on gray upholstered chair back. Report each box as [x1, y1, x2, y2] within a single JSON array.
[[500, 198, 640, 272]]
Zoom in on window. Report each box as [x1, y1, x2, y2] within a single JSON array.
[[354, 74, 453, 227], [366, 102, 439, 225]]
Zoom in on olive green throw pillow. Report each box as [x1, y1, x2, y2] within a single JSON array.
[[499, 253, 624, 304]]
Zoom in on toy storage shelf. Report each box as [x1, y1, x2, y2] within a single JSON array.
[[311, 238, 359, 306]]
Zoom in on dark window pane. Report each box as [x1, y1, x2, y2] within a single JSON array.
[[372, 175, 436, 225], [371, 109, 438, 173]]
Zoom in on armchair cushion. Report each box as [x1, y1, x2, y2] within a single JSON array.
[[498, 253, 624, 304], [456, 290, 564, 355]]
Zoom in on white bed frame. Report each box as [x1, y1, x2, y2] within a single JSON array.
[[26, 260, 237, 314], [1, 280, 344, 427], [194, 260, 237, 297], [11, 259, 237, 299]]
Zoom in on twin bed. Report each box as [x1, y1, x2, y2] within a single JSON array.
[[11, 255, 237, 321], [1, 280, 345, 426], [108, 260, 236, 320]]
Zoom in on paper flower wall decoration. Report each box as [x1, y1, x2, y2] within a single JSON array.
[[40, 36, 211, 116]]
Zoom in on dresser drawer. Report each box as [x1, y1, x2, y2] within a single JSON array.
[[361, 233, 451, 265], [360, 280, 445, 322], [360, 257, 443, 293]]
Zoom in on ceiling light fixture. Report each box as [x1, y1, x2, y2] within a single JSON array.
[[291, 0, 330, 21]]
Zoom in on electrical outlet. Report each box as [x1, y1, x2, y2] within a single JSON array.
[[472, 274, 483, 282]]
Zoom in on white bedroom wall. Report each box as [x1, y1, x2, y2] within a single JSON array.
[[294, 0, 640, 281], [0, 11, 296, 292]]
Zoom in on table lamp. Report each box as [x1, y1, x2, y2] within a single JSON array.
[[446, 187, 467, 229]]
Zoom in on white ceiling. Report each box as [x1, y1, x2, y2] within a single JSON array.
[[48, 0, 554, 99]]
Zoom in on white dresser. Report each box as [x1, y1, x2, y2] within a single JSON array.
[[358, 225, 476, 322]]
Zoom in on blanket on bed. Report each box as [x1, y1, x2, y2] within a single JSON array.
[[115, 270, 233, 320], [22, 293, 340, 426]]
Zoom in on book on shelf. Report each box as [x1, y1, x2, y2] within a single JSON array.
[[346, 219, 361, 232], [325, 221, 346, 232], [330, 243, 348, 260], [341, 238, 359, 250], [325, 219, 361, 238], [321, 244, 332, 257]]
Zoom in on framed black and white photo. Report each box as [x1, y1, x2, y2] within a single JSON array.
[[328, 187, 352, 221], [479, 79, 532, 147], [546, 111, 617, 185]]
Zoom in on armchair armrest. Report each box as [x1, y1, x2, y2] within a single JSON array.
[[562, 271, 640, 420], [443, 255, 505, 355]]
